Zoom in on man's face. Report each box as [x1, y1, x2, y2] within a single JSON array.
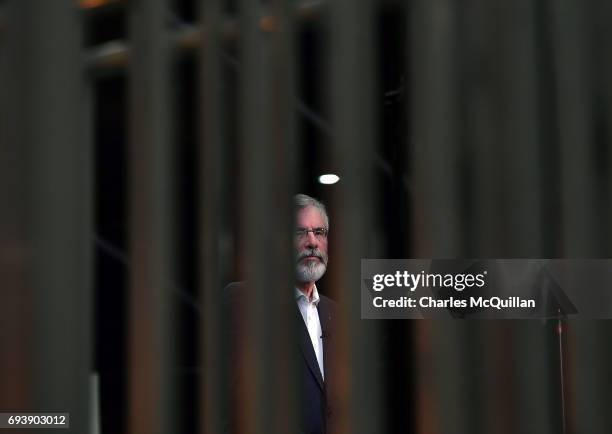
[[295, 206, 329, 283]]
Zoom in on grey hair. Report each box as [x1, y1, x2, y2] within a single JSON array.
[[294, 194, 329, 230]]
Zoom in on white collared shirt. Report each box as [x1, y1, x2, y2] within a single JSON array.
[[295, 285, 324, 380]]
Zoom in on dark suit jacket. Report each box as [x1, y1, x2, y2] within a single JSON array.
[[223, 282, 336, 434]]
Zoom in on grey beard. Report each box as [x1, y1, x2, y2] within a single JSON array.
[[295, 261, 327, 283]]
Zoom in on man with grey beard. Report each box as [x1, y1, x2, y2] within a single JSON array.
[[224, 194, 336, 434], [293, 194, 335, 434]]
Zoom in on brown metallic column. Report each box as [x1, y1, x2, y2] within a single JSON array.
[[499, 3, 560, 434], [552, 2, 597, 257], [461, 0, 504, 258], [498, 0, 544, 257], [127, 0, 176, 433], [328, 1, 382, 434], [604, 0, 612, 260], [575, 1, 612, 432], [410, 2, 475, 434], [410, 0, 463, 257], [0, 0, 33, 415], [459, 5, 519, 428], [198, 0, 230, 432], [0, 1, 92, 433], [235, 0, 298, 433], [551, 2, 603, 433]]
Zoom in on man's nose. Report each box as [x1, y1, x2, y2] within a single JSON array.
[[305, 231, 318, 247]]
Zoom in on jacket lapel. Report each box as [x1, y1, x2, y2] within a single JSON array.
[[317, 297, 332, 382], [296, 307, 325, 391]]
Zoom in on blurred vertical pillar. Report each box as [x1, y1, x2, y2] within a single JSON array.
[[566, 320, 609, 433], [460, 5, 519, 430], [127, 0, 176, 433], [462, 0, 503, 259], [410, 0, 462, 256], [236, 0, 297, 433], [552, 0, 597, 256], [328, 1, 382, 434], [603, 0, 612, 258], [0, 1, 92, 433], [499, 0, 543, 256], [198, 0, 227, 433], [500, 3, 561, 434], [592, 2, 612, 429], [551, 1, 608, 432], [410, 2, 477, 434], [0, 0, 32, 415]]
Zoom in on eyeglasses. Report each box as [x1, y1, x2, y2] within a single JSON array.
[[295, 227, 328, 239]]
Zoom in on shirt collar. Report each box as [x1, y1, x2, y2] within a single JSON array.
[[294, 284, 320, 305]]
